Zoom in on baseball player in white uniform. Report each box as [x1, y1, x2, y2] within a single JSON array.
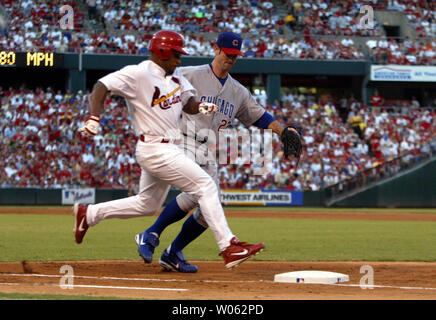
[[135, 32, 301, 273], [74, 30, 265, 270]]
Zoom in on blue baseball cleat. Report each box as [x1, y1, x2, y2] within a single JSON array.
[[135, 231, 159, 264], [159, 247, 198, 273]]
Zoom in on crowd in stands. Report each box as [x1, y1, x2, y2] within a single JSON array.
[[386, 0, 436, 38], [0, 0, 289, 57], [100, 0, 281, 35], [282, 0, 434, 40], [0, 24, 366, 60], [0, 0, 364, 60], [1, 86, 435, 192], [367, 36, 436, 65], [0, 86, 140, 191], [2, 0, 435, 62], [283, 0, 384, 36], [1, 0, 84, 32], [241, 34, 364, 59], [0, 1, 435, 191]]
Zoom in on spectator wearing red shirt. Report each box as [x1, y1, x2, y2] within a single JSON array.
[[80, 163, 94, 185], [370, 90, 385, 107]]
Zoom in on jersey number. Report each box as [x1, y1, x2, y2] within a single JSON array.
[[218, 120, 230, 131]]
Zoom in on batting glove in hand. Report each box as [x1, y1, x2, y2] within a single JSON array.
[[79, 115, 100, 137], [198, 102, 218, 115]]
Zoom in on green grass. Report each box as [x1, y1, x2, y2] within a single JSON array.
[[0, 212, 435, 262], [0, 292, 131, 300]]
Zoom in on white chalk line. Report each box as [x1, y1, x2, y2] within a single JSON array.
[[0, 282, 187, 292], [0, 273, 265, 283], [330, 283, 436, 291], [1, 273, 436, 292], [0, 273, 188, 292], [61, 284, 187, 291]]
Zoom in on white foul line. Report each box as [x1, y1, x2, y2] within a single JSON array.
[[0, 282, 187, 292], [64, 284, 187, 291], [0, 273, 264, 283], [330, 283, 436, 291], [0, 273, 188, 292]]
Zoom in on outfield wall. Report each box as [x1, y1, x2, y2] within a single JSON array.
[[0, 188, 128, 206], [0, 185, 432, 207], [0, 185, 433, 207], [0, 188, 323, 206]]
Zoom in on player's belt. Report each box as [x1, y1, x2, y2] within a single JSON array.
[[182, 133, 208, 144], [139, 135, 169, 143]]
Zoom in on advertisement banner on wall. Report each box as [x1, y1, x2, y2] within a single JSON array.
[[370, 65, 436, 82], [62, 188, 95, 205], [221, 189, 303, 206]]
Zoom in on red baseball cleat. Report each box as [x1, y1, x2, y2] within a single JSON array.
[[73, 203, 89, 244], [220, 237, 265, 269]]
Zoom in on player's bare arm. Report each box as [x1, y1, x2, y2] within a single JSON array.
[[78, 81, 108, 137], [89, 81, 108, 116], [183, 97, 200, 114], [268, 120, 284, 136], [268, 120, 301, 137]]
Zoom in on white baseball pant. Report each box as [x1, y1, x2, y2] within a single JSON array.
[[175, 137, 220, 228], [86, 136, 234, 251], [176, 161, 219, 228]]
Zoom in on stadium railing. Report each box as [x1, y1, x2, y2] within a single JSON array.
[[323, 136, 436, 204]]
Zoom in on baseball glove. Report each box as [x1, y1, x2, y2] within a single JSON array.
[[281, 125, 303, 162]]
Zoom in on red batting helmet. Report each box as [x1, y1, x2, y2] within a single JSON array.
[[149, 30, 189, 59]]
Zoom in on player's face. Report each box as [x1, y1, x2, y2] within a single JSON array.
[[162, 51, 182, 75], [215, 46, 238, 72]]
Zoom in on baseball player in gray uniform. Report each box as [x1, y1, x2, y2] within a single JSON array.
[[136, 32, 302, 273], [74, 30, 265, 270]]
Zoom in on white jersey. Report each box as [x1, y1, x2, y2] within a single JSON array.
[[177, 64, 265, 139], [99, 60, 196, 139], [88, 60, 234, 251]]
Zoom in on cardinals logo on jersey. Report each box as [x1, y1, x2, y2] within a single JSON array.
[[152, 85, 182, 110]]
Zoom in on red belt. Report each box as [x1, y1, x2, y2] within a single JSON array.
[[140, 135, 169, 143]]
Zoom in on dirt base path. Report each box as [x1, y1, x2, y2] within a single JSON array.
[[0, 260, 435, 300]]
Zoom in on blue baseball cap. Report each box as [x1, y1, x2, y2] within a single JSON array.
[[216, 31, 243, 56]]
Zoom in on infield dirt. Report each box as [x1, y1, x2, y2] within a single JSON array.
[[0, 260, 435, 299]]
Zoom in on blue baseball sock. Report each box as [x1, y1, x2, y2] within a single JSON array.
[[146, 198, 187, 236], [170, 214, 207, 253]]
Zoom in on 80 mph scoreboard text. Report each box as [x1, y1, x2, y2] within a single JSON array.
[[0, 51, 64, 67]]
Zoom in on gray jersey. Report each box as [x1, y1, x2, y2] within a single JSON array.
[[175, 64, 267, 221], [178, 64, 265, 139]]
